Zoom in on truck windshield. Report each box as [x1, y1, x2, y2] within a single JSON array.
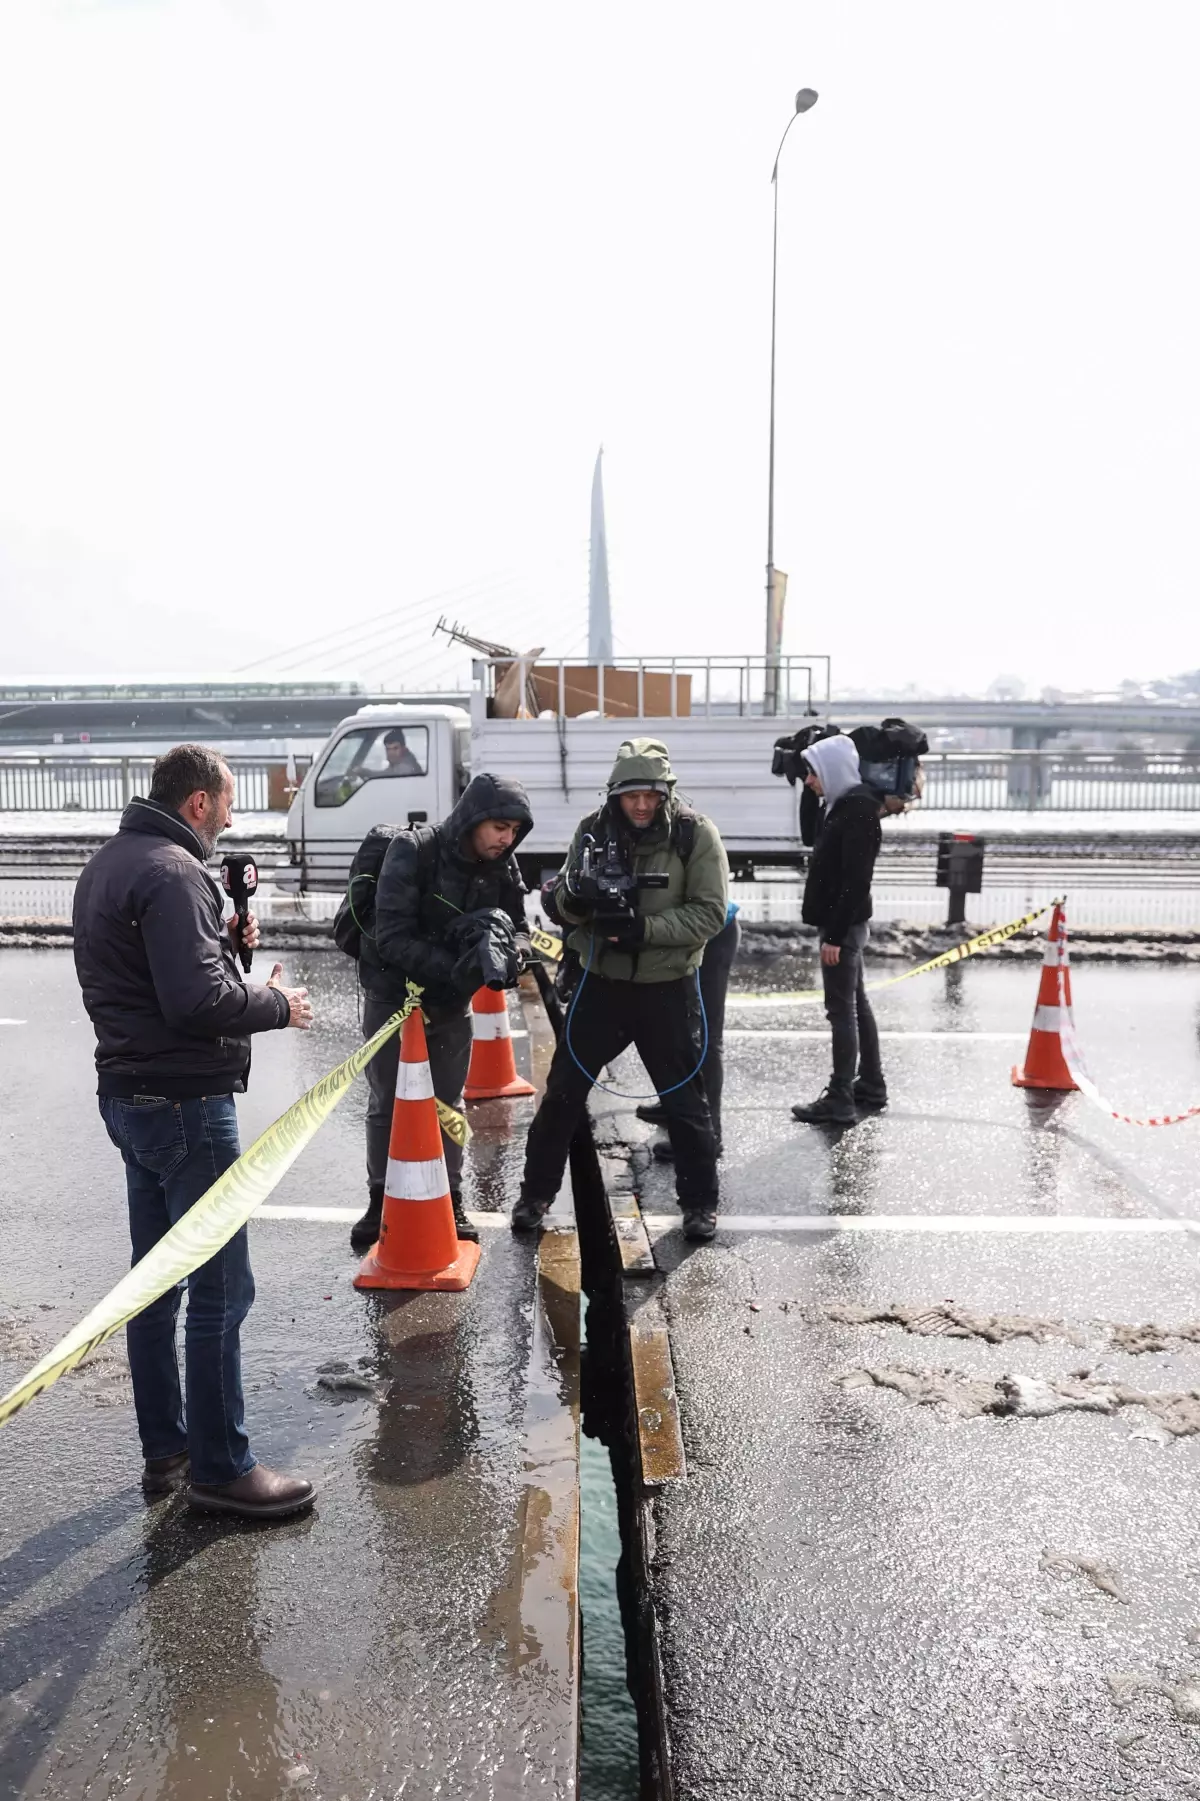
[[314, 724, 430, 807]]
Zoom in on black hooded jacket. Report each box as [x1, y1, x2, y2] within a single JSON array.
[[72, 798, 290, 1096], [801, 785, 882, 945], [365, 773, 534, 1015]]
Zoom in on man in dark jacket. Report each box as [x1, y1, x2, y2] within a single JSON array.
[[72, 744, 316, 1521], [514, 738, 728, 1243], [352, 772, 534, 1250], [790, 733, 886, 1125]]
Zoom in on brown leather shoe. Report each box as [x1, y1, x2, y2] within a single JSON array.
[[143, 1451, 190, 1496], [188, 1463, 316, 1521]]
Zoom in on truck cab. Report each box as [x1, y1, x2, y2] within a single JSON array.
[[279, 655, 831, 894], [278, 704, 468, 890]]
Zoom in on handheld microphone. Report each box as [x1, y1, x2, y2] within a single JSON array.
[[220, 855, 259, 972]]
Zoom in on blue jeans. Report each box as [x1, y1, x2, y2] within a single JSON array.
[[99, 1094, 255, 1487]]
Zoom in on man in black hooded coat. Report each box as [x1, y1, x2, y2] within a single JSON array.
[[351, 773, 534, 1248]]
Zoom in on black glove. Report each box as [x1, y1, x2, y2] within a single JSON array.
[[603, 912, 645, 946]]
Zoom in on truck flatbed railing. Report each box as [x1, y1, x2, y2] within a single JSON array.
[[471, 654, 831, 722]]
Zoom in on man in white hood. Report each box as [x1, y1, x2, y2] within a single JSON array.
[[791, 733, 887, 1125]]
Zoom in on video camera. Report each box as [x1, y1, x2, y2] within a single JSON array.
[[771, 722, 841, 786], [565, 831, 668, 924], [446, 907, 518, 991], [770, 718, 928, 800], [851, 718, 929, 801], [474, 917, 516, 991]]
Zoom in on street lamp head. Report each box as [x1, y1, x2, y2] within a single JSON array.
[[772, 88, 819, 179]]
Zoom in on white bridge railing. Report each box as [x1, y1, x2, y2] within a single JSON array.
[[0, 757, 312, 814]]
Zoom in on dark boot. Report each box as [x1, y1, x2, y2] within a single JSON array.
[[452, 1192, 480, 1242], [511, 1190, 555, 1234], [349, 1188, 384, 1250], [791, 1080, 856, 1125], [189, 1463, 316, 1521], [652, 1136, 723, 1163], [143, 1451, 190, 1496], [681, 1207, 718, 1243], [636, 1102, 667, 1125], [853, 1076, 888, 1109]]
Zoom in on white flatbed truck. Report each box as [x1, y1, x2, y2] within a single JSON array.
[[275, 655, 829, 892]]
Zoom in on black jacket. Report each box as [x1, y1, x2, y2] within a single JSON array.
[[801, 785, 882, 945], [364, 773, 534, 1016], [72, 798, 290, 1096]]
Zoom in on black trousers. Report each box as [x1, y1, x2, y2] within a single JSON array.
[[523, 975, 719, 1207], [695, 913, 740, 1138], [655, 913, 740, 1138], [822, 921, 884, 1086]]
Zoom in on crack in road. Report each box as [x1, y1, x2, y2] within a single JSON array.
[[840, 1363, 1200, 1437]]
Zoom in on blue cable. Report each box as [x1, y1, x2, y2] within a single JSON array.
[[564, 926, 709, 1101]]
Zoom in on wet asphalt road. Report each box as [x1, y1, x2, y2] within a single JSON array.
[[593, 956, 1200, 1799], [9, 941, 1200, 1800], [0, 951, 578, 1801]]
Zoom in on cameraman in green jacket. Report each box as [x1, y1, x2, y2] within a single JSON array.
[[513, 738, 729, 1243]]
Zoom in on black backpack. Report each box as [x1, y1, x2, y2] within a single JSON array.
[[333, 823, 439, 959]]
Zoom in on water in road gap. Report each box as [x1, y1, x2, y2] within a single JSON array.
[[579, 1319, 642, 1798]]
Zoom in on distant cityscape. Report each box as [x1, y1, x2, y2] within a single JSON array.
[[835, 666, 1200, 708]]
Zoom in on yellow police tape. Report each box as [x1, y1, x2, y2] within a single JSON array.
[[532, 904, 1058, 1002], [436, 1097, 471, 1148], [0, 983, 469, 1430]]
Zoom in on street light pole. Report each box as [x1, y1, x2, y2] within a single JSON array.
[[765, 87, 818, 716]]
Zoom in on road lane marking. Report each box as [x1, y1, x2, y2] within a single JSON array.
[[256, 1206, 1191, 1238], [255, 1205, 510, 1227], [640, 1213, 1198, 1236], [0, 1019, 27, 1026], [725, 1029, 1026, 1041], [728, 994, 1027, 1012]]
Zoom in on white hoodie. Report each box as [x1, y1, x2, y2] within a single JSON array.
[[803, 733, 863, 813]]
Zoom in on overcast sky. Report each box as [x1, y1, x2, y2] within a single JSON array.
[[0, 1, 1196, 698]]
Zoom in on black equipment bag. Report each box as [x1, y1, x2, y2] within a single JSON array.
[[848, 717, 929, 799], [333, 823, 438, 959]]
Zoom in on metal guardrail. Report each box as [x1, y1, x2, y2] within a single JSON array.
[[2, 749, 1200, 814], [0, 757, 311, 814], [920, 751, 1200, 811]]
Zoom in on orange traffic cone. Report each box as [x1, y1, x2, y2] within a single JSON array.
[[354, 1010, 481, 1291], [1011, 903, 1079, 1092], [463, 987, 535, 1100]]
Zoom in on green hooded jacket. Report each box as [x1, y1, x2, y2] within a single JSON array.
[[555, 738, 729, 983]]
